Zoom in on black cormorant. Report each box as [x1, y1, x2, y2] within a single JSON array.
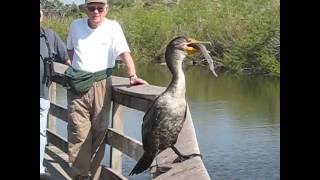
[[129, 36, 215, 176]]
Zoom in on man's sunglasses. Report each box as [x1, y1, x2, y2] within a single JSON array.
[[87, 6, 105, 13]]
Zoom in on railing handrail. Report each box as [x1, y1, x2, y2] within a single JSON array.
[[47, 62, 211, 180]]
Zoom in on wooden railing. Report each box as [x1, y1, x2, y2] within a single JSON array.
[[47, 62, 211, 180]]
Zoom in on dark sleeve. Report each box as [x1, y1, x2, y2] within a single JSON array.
[[53, 31, 69, 63]]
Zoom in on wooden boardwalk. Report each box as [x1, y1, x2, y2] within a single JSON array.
[[44, 145, 72, 180], [45, 62, 211, 180]]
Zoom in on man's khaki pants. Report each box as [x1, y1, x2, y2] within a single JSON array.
[[67, 78, 112, 180]]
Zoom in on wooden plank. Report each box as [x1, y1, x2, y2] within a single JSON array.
[[49, 102, 68, 122], [45, 145, 72, 180], [110, 103, 124, 174], [47, 129, 68, 153], [48, 82, 57, 133], [106, 128, 144, 162], [48, 102, 145, 160], [112, 91, 153, 112], [111, 76, 166, 100], [111, 76, 166, 112], [100, 166, 128, 180]]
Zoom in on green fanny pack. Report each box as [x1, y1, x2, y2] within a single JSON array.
[[64, 66, 114, 94]]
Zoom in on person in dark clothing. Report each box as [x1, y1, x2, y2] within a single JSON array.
[[40, 7, 70, 180]]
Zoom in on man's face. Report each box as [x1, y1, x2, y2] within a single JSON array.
[[85, 3, 108, 25]]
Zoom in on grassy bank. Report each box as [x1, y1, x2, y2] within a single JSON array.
[[43, 0, 280, 77]]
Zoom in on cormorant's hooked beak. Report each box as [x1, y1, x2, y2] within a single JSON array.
[[186, 38, 211, 55]]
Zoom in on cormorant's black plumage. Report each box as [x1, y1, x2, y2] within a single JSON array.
[[129, 37, 202, 176]]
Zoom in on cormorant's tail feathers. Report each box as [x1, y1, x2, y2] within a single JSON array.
[[129, 153, 154, 176]]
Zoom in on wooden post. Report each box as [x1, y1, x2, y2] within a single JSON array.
[[109, 102, 124, 174], [48, 82, 56, 133]]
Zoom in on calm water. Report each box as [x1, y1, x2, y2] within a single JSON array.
[[55, 63, 280, 180]]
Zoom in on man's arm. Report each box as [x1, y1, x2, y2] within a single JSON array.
[[119, 52, 148, 85]]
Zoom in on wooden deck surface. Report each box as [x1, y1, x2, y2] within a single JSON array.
[[44, 145, 128, 180], [44, 145, 72, 180]]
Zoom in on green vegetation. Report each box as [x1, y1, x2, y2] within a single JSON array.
[[42, 0, 280, 77]]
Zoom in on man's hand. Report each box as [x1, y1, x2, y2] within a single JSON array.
[[129, 75, 149, 85], [65, 59, 72, 66]]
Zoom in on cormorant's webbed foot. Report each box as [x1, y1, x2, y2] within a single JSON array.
[[171, 146, 203, 163]]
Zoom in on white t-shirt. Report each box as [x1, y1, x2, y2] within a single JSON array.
[[67, 18, 130, 72]]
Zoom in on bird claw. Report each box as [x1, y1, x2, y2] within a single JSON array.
[[173, 153, 203, 163]]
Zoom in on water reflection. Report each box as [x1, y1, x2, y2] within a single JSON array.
[[55, 63, 279, 180]]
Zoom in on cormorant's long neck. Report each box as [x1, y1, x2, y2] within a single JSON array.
[[166, 53, 186, 98]]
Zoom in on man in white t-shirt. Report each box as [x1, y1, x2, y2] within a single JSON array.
[[66, 0, 148, 179]]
